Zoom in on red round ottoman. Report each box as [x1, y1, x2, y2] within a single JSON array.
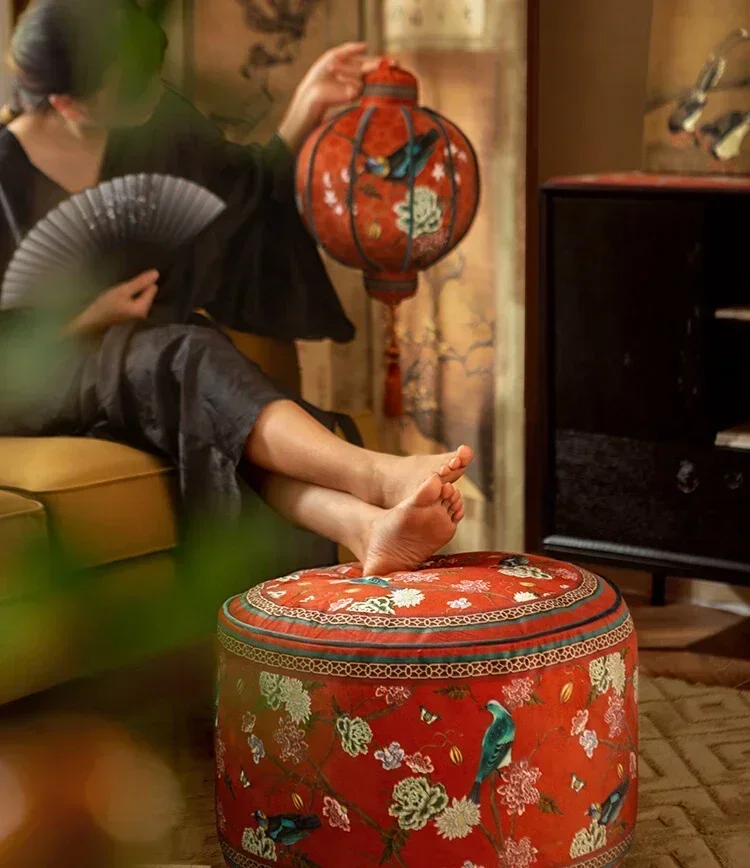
[[215, 552, 639, 867]]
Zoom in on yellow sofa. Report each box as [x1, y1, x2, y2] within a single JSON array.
[[0, 328, 372, 704]]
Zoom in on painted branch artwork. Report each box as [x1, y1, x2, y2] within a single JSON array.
[[644, 0, 750, 174]]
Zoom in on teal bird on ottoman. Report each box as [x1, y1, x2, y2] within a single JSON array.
[[588, 778, 631, 825], [468, 699, 516, 804], [254, 810, 322, 846]]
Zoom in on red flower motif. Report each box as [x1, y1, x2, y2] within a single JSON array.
[[605, 694, 625, 738], [273, 715, 307, 765], [404, 752, 435, 774], [499, 836, 539, 867], [570, 709, 589, 736]]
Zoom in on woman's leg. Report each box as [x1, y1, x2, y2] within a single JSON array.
[[246, 400, 473, 510], [257, 469, 465, 575]]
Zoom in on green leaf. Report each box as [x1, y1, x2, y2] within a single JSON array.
[[380, 827, 410, 864], [434, 684, 471, 700], [332, 696, 343, 716], [529, 694, 545, 705], [585, 687, 598, 708], [537, 793, 563, 815]]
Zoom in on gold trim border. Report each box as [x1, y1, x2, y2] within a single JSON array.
[[243, 569, 601, 630], [218, 615, 634, 680], [220, 830, 634, 867]]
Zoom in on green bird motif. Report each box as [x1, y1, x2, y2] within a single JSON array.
[[468, 699, 515, 805], [587, 778, 630, 825]]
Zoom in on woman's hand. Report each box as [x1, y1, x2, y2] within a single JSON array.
[[65, 270, 159, 336], [278, 43, 380, 152]]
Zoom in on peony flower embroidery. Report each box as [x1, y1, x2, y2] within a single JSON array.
[[447, 597, 472, 609], [391, 571, 441, 583], [390, 588, 425, 609], [497, 564, 552, 580], [259, 672, 284, 710], [405, 752, 435, 774], [389, 776, 449, 831], [633, 667, 640, 703], [589, 656, 612, 695], [498, 837, 539, 868], [513, 591, 538, 602], [606, 653, 627, 696], [571, 709, 589, 737], [279, 677, 312, 725], [248, 734, 265, 765], [273, 716, 306, 765], [323, 796, 350, 832], [605, 694, 625, 738], [336, 715, 373, 757], [570, 820, 607, 858], [579, 729, 599, 759], [502, 677, 536, 710], [452, 579, 491, 593], [434, 797, 481, 840], [349, 596, 395, 615], [393, 186, 444, 238], [375, 741, 406, 771], [496, 760, 542, 816], [329, 598, 352, 612], [629, 751, 638, 779], [242, 826, 277, 861], [241, 712, 256, 734]]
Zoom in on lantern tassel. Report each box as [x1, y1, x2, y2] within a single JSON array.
[[383, 303, 403, 419]]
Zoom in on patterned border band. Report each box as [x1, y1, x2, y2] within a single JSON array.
[[364, 274, 418, 296], [220, 831, 634, 868], [217, 615, 634, 680], [363, 83, 419, 100]]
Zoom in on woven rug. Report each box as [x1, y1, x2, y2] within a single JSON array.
[[623, 676, 750, 867], [169, 675, 750, 867]]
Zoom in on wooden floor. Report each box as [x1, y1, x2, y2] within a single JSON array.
[[0, 596, 747, 867]]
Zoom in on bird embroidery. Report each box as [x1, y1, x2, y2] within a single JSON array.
[[468, 700, 515, 805], [254, 810, 322, 846], [363, 129, 440, 182], [587, 778, 631, 826]]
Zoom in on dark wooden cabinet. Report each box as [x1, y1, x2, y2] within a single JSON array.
[[533, 173, 750, 586]]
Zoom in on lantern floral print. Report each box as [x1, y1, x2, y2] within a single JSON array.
[[393, 186, 444, 238], [215, 553, 638, 867]]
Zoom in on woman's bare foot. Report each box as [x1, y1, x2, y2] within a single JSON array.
[[358, 474, 465, 577], [371, 445, 474, 509]]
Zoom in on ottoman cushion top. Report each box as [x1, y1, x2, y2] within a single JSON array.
[[218, 552, 634, 677]]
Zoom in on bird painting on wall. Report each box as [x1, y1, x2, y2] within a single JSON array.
[[254, 809, 322, 846], [468, 699, 515, 805], [587, 778, 631, 826]]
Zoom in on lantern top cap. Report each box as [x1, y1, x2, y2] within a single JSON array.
[[362, 59, 419, 105]]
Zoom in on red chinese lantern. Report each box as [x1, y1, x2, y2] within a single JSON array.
[[295, 59, 480, 417]]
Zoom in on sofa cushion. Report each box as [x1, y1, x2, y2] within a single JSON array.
[[0, 489, 48, 601], [0, 438, 177, 568]]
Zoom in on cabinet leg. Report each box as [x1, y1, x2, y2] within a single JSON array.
[[651, 572, 667, 606]]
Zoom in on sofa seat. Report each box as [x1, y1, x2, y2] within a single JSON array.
[[0, 437, 177, 569], [0, 489, 47, 601]]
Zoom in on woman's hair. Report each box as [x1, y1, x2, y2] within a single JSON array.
[[1, 0, 166, 124]]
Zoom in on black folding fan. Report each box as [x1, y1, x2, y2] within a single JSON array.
[[0, 173, 227, 310]]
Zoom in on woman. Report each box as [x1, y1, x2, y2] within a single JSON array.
[[0, 0, 472, 576]]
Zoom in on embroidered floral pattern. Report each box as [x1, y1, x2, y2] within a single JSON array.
[[336, 715, 373, 757], [375, 742, 405, 771], [393, 186, 444, 238], [607, 653, 627, 697], [513, 591, 538, 603], [242, 826, 277, 861], [248, 733, 265, 765], [502, 677, 536, 710], [391, 588, 425, 609], [279, 678, 312, 725], [273, 716, 305, 765], [579, 729, 599, 759], [629, 751, 638, 779], [452, 579, 491, 593], [497, 565, 553, 580], [447, 598, 472, 609], [633, 667, 640, 703], [259, 672, 284, 710], [405, 752, 435, 774], [570, 820, 607, 858], [388, 776, 449, 831], [375, 685, 412, 706], [498, 837, 539, 867], [571, 709, 589, 736], [605, 694, 625, 737], [497, 760, 542, 816], [589, 656, 611, 695], [349, 596, 395, 615], [241, 712, 256, 734], [435, 797, 481, 840], [323, 796, 350, 832], [329, 598, 352, 612]]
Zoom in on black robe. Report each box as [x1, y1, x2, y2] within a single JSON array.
[[0, 88, 356, 519]]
